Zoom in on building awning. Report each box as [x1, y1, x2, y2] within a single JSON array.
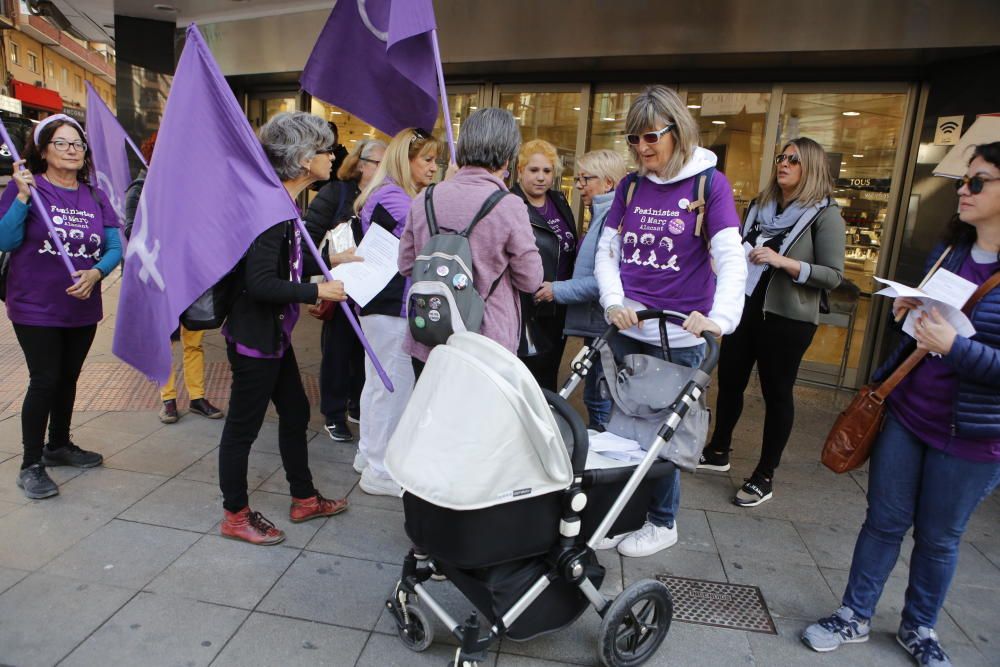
[[11, 80, 63, 114]]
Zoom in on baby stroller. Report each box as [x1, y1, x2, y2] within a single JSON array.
[[384, 310, 719, 667]]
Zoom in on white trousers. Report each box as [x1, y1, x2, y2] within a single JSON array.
[[358, 314, 414, 479]]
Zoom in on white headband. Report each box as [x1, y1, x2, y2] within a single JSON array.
[[33, 114, 85, 145]]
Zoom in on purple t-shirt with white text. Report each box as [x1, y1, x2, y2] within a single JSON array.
[[0, 177, 116, 327], [608, 171, 740, 313], [534, 198, 575, 281]]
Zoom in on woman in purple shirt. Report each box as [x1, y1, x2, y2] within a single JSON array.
[[0, 115, 122, 499], [217, 112, 349, 546], [803, 143, 1000, 666]]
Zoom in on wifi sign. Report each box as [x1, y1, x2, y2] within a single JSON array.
[[934, 116, 964, 146]]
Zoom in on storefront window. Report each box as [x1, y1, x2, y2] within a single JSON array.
[[431, 92, 478, 173], [588, 90, 644, 172], [778, 92, 908, 386], [686, 91, 770, 220], [499, 90, 581, 199], [309, 98, 390, 149]]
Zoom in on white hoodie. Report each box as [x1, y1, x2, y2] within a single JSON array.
[[594, 146, 747, 347]]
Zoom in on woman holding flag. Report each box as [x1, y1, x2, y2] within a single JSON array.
[[217, 112, 350, 546], [0, 115, 121, 499], [353, 127, 441, 497]]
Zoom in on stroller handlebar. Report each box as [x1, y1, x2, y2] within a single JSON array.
[[598, 309, 720, 375]]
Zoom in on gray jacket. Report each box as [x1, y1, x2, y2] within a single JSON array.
[[555, 191, 615, 338]]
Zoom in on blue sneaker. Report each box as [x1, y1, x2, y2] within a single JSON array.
[[802, 606, 871, 652], [897, 622, 951, 666]]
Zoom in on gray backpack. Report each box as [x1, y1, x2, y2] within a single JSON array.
[[407, 184, 510, 347]]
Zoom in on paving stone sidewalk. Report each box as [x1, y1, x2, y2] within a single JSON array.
[[0, 280, 997, 666]]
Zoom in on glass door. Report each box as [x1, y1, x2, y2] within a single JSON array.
[[247, 92, 300, 130]]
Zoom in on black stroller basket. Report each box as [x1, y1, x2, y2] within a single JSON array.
[[389, 311, 719, 667]]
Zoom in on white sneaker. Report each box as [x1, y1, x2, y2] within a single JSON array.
[[595, 533, 629, 550], [617, 521, 678, 558], [352, 450, 368, 474], [360, 467, 402, 497]]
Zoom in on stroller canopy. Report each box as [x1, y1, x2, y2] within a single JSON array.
[[386, 332, 573, 511]]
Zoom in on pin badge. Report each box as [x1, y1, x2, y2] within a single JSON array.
[[428, 310, 441, 322], [436, 265, 450, 277], [452, 274, 469, 290], [429, 297, 442, 309], [416, 298, 427, 308], [414, 316, 426, 329]]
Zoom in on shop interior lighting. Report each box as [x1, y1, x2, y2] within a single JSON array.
[[330, 111, 342, 115], [602, 117, 615, 121], [842, 111, 861, 116], [852, 154, 864, 158], [687, 104, 702, 109], [711, 120, 726, 125], [572, 107, 580, 111], [469, 106, 478, 110]]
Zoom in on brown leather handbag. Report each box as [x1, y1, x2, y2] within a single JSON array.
[[821, 268, 1000, 473]]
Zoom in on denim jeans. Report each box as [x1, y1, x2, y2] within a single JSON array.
[[608, 333, 706, 529], [582, 337, 611, 429], [842, 412, 1000, 627]]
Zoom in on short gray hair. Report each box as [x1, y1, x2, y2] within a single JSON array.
[[360, 139, 387, 160], [259, 112, 334, 181], [456, 107, 520, 172]]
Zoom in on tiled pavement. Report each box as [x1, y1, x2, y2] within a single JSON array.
[[0, 280, 998, 666]]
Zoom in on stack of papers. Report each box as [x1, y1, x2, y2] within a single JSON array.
[[329, 224, 400, 307], [874, 268, 977, 341], [588, 431, 645, 464]]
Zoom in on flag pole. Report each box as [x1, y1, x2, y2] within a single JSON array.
[[0, 118, 78, 278], [293, 217, 395, 393], [430, 29, 456, 165]]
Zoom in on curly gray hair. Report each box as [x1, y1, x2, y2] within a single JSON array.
[[258, 112, 334, 181]]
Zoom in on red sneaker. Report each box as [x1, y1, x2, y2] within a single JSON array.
[[289, 492, 348, 523], [220, 507, 285, 545]]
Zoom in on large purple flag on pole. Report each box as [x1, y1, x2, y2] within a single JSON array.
[[113, 25, 302, 384], [85, 81, 138, 229], [300, 0, 438, 136]]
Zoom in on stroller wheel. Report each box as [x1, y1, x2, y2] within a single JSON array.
[[397, 602, 434, 652], [598, 579, 673, 667]]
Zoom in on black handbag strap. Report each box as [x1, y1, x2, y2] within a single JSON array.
[[423, 183, 439, 236]]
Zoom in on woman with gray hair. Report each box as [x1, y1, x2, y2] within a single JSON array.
[[593, 85, 747, 558], [399, 107, 543, 373], [217, 111, 350, 546]]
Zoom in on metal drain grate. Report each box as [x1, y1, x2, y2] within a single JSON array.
[[655, 575, 777, 634]]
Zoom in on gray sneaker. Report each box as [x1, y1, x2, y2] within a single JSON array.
[[16, 463, 59, 499], [802, 606, 871, 652], [897, 622, 951, 666]]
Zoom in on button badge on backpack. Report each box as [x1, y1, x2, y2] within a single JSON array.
[[436, 265, 450, 277], [414, 316, 426, 328], [428, 310, 441, 323], [452, 274, 468, 290], [429, 297, 442, 309]]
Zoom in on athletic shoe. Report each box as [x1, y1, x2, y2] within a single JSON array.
[[220, 507, 285, 545], [347, 405, 360, 424], [734, 473, 773, 507], [595, 533, 628, 550], [324, 421, 353, 442], [801, 606, 871, 652], [41, 442, 103, 468], [697, 447, 731, 472], [617, 521, 678, 558], [360, 467, 402, 497], [289, 492, 348, 523], [16, 463, 59, 499], [897, 622, 951, 666], [159, 399, 179, 424], [352, 449, 368, 474], [189, 398, 224, 419]]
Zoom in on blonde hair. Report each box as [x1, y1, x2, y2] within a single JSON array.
[[355, 128, 439, 214], [625, 85, 699, 181], [758, 137, 834, 208], [577, 149, 628, 192], [517, 138, 561, 184]]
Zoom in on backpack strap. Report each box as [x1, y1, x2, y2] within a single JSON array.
[[616, 172, 640, 234], [687, 167, 715, 239], [423, 183, 439, 236], [460, 188, 509, 238]]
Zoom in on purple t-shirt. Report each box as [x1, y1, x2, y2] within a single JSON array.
[[609, 172, 740, 313], [534, 198, 575, 281], [0, 177, 116, 327], [890, 253, 1000, 462]]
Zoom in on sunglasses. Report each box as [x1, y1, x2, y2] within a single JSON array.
[[955, 174, 999, 195], [411, 127, 432, 143], [625, 124, 674, 146], [774, 153, 801, 165]]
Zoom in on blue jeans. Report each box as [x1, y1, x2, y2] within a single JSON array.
[[608, 333, 706, 529], [582, 338, 611, 429], [843, 412, 1000, 627]]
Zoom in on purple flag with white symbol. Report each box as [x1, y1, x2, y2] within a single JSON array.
[[113, 25, 299, 384], [85, 81, 132, 228], [301, 0, 438, 135]]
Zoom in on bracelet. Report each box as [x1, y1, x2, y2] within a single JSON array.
[[604, 304, 623, 317]]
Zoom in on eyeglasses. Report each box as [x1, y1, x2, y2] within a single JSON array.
[[360, 157, 381, 166], [49, 139, 87, 153], [625, 124, 674, 146], [574, 175, 598, 185], [774, 153, 801, 166], [955, 174, 999, 195], [315, 146, 337, 155]]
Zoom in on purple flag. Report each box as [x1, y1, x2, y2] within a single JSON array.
[[85, 81, 133, 229], [301, 0, 438, 136], [113, 25, 299, 384]]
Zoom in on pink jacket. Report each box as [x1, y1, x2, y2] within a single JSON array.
[[398, 167, 544, 361]]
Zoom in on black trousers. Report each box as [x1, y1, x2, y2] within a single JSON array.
[[520, 307, 568, 392], [319, 307, 364, 423], [708, 292, 817, 479], [219, 343, 315, 512], [13, 323, 97, 468]]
